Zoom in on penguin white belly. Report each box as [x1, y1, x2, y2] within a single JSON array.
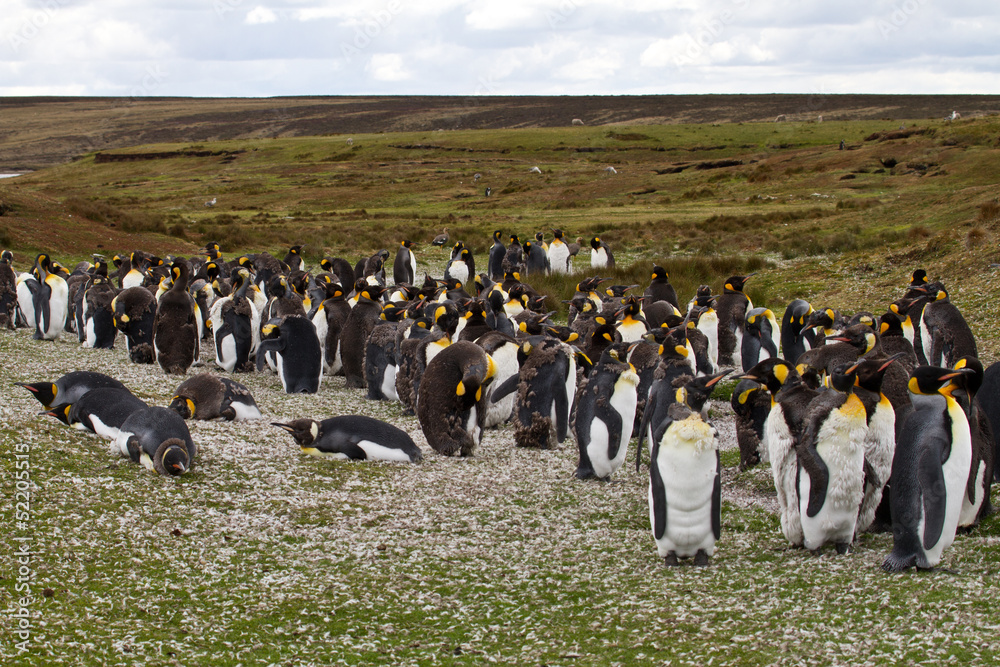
[[653, 419, 718, 557], [450, 262, 470, 286], [123, 271, 144, 289], [591, 248, 608, 269], [43, 277, 68, 340], [380, 364, 398, 402], [856, 398, 896, 532], [485, 344, 518, 428], [764, 406, 801, 544], [918, 314, 933, 364], [408, 252, 416, 281], [358, 439, 415, 463], [112, 430, 134, 458], [960, 463, 986, 527], [84, 318, 97, 348], [940, 401, 972, 546], [16, 275, 36, 326], [548, 244, 569, 274], [276, 353, 288, 392], [617, 319, 646, 343], [218, 334, 237, 372], [798, 404, 867, 551], [312, 310, 329, 370], [88, 414, 123, 441], [586, 419, 613, 478], [466, 405, 481, 447], [139, 450, 155, 471], [230, 400, 262, 421], [698, 313, 719, 372], [732, 326, 744, 369], [330, 341, 343, 376]]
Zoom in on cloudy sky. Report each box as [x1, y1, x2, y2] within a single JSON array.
[[2, 0, 999, 97]]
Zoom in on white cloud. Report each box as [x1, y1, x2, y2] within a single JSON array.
[[246, 7, 278, 25], [366, 53, 410, 82]]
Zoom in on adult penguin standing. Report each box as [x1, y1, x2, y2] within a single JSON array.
[[590, 237, 615, 269], [393, 240, 417, 286], [547, 229, 571, 274], [573, 343, 640, 480], [341, 285, 386, 388], [30, 253, 69, 341], [488, 230, 506, 280], [153, 260, 199, 375], [416, 341, 495, 457]]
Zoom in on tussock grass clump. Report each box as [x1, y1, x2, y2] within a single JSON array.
[[977, 199, 1000, 224], [908, 225, 932, 240], [967, 227, 987, 249], [836, 198, 882, 210]]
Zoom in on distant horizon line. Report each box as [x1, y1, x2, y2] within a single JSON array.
[[5, 92, 1000, 101]]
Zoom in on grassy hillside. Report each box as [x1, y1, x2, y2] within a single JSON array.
[[3, 115, 999, 354]]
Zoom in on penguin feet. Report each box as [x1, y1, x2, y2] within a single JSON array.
[[664, 553, 679, 567], [574, 466, 596, 480], [693, 550, 710, 567], [835, 542, 851, 555]]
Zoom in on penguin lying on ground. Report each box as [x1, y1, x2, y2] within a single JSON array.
[[168, 373, 261, 421], [55, 387, 148, 441], [114, 406, 197, 476], [17, 371, 126, 410], [273, 416, 422, 463]]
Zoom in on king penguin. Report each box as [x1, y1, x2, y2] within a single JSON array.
[[257, 317, 323, 394], [590, 237, 614, 269], [30, 253, 69, 341], [64, 387, 148, 441], [488, 230, 506, 280], [153, 261, 199, 375], [273, 416, 423, 463], [573, 343, 640, 480], [714, 274, 753, 368], [547, 229, 571, 275], [115, 406, 197, 476], [82, 275, 118, 349], [780, 299, 815, 362], [168, 373, 261, 421], [393, 240, 417, 286], [648, 371, 730, 566], [112, 286, 158, 364], [741, 307, 779, 372], [883, 366, 974, 571], [416, 340, 496, 457]]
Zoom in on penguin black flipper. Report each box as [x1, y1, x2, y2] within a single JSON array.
[[554, 359, 571, 443], [256, 338, 285, 371], [490, 374, 520, 403], [712, 450, 722, 540], [573, 389, 596, 478], [798, 444, 830, 519], [635, 382, 662, 471], [650, 437, 669, 540], [214, 320, 233, 361], [326, 434, 369, 460], [919, 440, 948, 552]]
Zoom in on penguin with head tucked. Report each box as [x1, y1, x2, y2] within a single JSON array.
[[168, 373, 261, 422], [523, 240, 549, 276], [153, 260, 199, 375], [17, 371, 126, 412], [714, 274, 753, 368], [273, 416, 423, 463], [393, 240, 417, 286], [740, 358, 820, 547], [313, 280, 351, 376], [81, 274, 118, 349], [741, 307, 779, 372], [61, 387, 148, 441], [257, 317, 323, 394], [590, 237, 614, 269], [30, 253, 69, 341], [780, 299, 815, 362], [417, 340, 495, 457], [363, 308, 404, 402], [488, 230, 506, 280], [209, 268, 259, 373], [644, 266, 679, 311], [648, 371, 730, 566], [547, 229, 571, 275], [114, 406, 197, 476], [283, 245, 305, 272], [883, 366, 975, 571], [795, 362, 869, 554], [506, 337, 579, 449], [573, 343, 641, 480], [112, 286, 158, 364]]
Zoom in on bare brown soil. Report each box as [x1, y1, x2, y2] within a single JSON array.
[[3, 94, 1000, 170]]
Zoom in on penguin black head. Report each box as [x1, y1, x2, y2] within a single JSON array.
[[552, 229, 564, 240], [155, 439, 191, 476], [493, 230, 503, 243], [590, 237, 602, 250], [951, 356, 984, 399], [829, 363, 860, 393], [651, 266, 668, 282], [272, 419, 319, 447], [907, 365, 966, 397], [878, 311, 905, 337], [678, 370, 732, 414], [909, 269, 928, 287], [740, 359, 799, 396], [509, 234, 520, 245], [723, 274, 753, 293], [576, 276, 605, 293], [0, 250, 12, 265], [16, 382, 59, 409], [168, 395, 197, 420], [825, 323, 877, 354], [851, 353, 907, 394], [43, 404, 73, 426]]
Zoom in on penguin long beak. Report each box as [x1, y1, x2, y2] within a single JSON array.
[[270, 422, 296, 433], [878, 352, 909, 372], [704, 370, 732, 387]]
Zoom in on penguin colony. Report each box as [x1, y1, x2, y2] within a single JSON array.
[[6, 237, 998, 570]]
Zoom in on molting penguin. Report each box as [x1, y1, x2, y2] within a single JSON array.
[[648, 372, 730, 566], [340, 285, 385, 388], [115, 406, 197, 476], [153, 261, 199, 375], [168, 373, 261, 421], [30, 253, 69, 341], [81, 275, 118, 349], [795, 363, 868, 554], [0, 250, 17, 329], [273, 416, 422, 463], [313, 281, 351, 376], [17, 370, 125, 412], [918, 284, 977, 368], [731, 378, 771, 470], [589, 237, 614, 269], [416, 340, 495, 457], [504, 337, 578, 449], [393, 240, 417, 286], [257, 317, 323, 394], [573, 343, 640, 480], [363, 315, 402, 401], [714, 274, 753, 368], [112, 286, 157, 364], [883, 366, 974, 571], [502, 235, 525, 276], [62, 387, 148, 440], [523, 240, 549, 276]]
